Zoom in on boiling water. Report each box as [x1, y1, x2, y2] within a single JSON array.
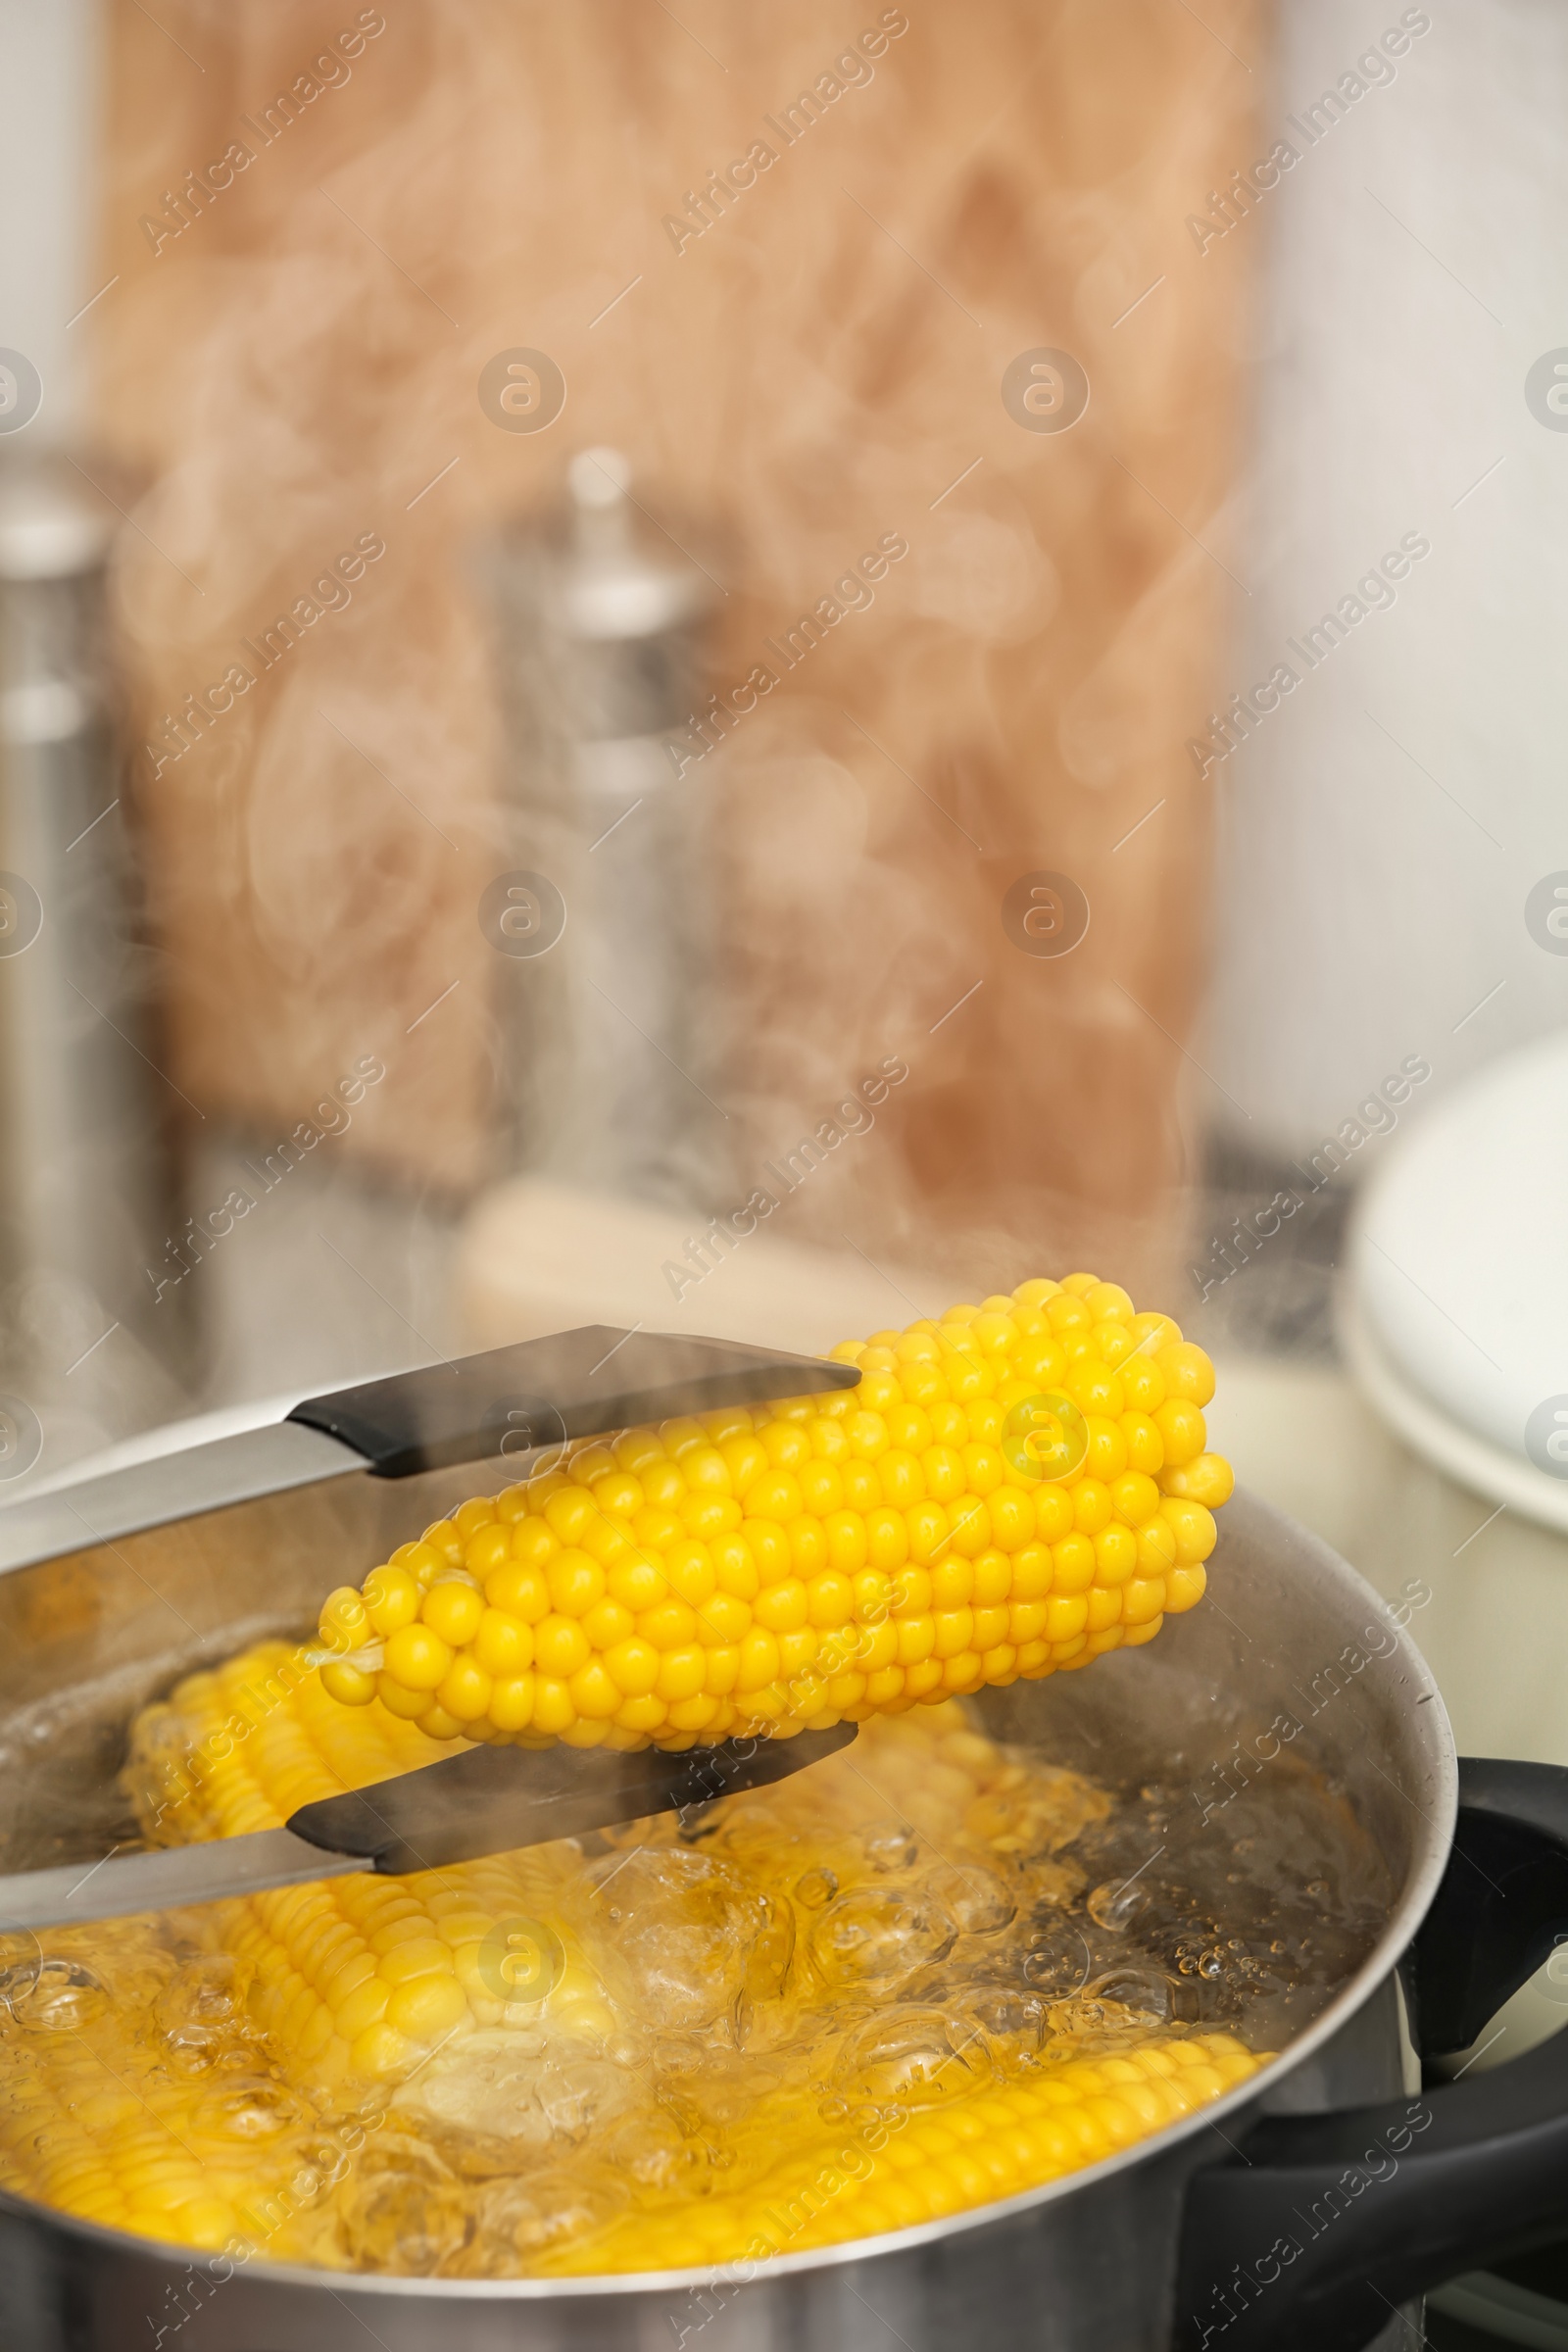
[[0, 1691, 1390, 2277]]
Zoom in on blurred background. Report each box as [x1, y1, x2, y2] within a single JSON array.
[[0, 0, 1264, 1429], [6, 3, 1568, 2332], [3, 2, 1568, 1769]]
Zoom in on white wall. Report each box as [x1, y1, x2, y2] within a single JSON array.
[[1207, 0, 1568, 1158], [0, 0, 100, 444]]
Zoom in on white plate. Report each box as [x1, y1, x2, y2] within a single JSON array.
[[1341, 1289, 1568, 1535], [1347, 1029, 1568, 1531]]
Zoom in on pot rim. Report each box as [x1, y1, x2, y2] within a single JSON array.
[[0, 1490, 1459, 2300]]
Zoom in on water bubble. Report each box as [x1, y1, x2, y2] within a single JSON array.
[[271, 2132, 352, 2212], [1021, 1927, 1092, 1996], [399, 2034, 556, 2152], [811, 1886, 956, 1987], [599, 2114, 701, 2193], [9, 1958, 107, 2032], [342, 2163, 469, 2274], [742, 1890, 795, 2007], [1088, 1878, 1150, 1933], [0, 1932, 43, 2013], [966, 1770, 1109, 1857], [476, 2169, 624, 2259], [156, 1955, 248, 2049], [795, 1866, 837, 1910], [576, 1847, 769, 2030], [1084, 1967, 1174, 2021], [536, 2058, 637, 2143], [197, 2077, 302, 2138], [927, 1864, 1015, 1936], [960, 1986, 1047, 2061], [858, 1824, 920, 1874], [836, 2007, 992, 2107]]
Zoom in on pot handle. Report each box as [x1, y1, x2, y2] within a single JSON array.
[[1173, 1756, 1568, 2352]]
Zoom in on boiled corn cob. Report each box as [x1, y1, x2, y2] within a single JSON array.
[[316, 1274, 1230, 1750], [542, 2034, 1264, 2274], [124, 1642, 562, 2091]]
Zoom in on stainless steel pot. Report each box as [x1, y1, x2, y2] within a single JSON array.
[[2, 1443, 1567, 2352]]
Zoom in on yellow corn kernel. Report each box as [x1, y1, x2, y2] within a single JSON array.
[[1158, 1342, 1216, 1404], [1160, 1497, 1218, 1565], [318, 1585, 368, 1651], [384, 1973, 469, 2037], [436, 1656, 494, 1723], [1161, 1451, 1236, 1508], [363, 1561, 421, 1636], [1167, 1563, 1208, 1612], [382, 1623, 453, 1691], [318, 1659, 377, 1707], [422, 1581, 485, 1647]]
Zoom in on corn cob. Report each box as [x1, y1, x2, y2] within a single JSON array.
[[316, 1274, 1230, 1749], [541, 2033, 1264, 2274], [124, 1642, 579, 2090]]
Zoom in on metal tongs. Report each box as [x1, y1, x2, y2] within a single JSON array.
[[0, 1326, 860, 1933]]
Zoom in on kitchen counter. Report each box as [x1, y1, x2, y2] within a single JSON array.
[[1211, 1353, 1568, 1768]]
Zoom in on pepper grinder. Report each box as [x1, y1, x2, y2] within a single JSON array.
[[483, 449, 724, 1209]]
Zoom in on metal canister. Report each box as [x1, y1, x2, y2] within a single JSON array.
[[483, 448, 723, 1209], [0, 459, 184, 1447]]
